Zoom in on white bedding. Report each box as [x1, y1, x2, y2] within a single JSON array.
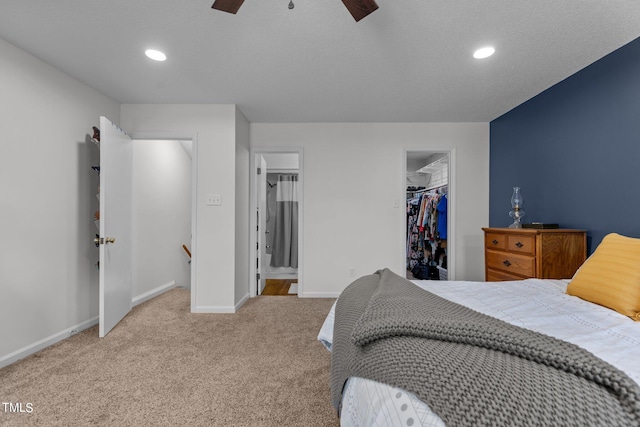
[[318, 278, 640, 426]]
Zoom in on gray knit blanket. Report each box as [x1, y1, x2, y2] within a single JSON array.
[[330, 268, 640, 426]]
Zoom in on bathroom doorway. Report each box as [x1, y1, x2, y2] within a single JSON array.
[[250, 149, 303, 297]]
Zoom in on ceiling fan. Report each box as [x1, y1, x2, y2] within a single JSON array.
[[211, 0, 379, 22]]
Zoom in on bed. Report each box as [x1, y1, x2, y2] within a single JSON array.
[[317, 234, 640, 427]]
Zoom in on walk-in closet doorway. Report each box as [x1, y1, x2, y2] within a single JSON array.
[[405, 149, 455, 282], [250, 148, 304, 297]]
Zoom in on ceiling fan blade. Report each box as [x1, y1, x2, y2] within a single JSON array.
[[211, 0, 245, 14], [341, 0, 379, 22]]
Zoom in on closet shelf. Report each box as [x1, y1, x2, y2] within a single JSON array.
[[416, 157, 448, 174], [414, 157, 448, 191]]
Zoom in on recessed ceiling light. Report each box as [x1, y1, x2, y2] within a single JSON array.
[[473, 46, 495, 59], [145, 49, 167, 62]]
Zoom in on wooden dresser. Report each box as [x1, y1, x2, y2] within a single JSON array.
[[482, 228, 587, 281]]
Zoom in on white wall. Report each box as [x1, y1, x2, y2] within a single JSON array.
[[251, 123, 490, 297], [263, 153, 299, 170], [132, 140, 192, 296], [0, 37, 120, 365], [120, 104, 249, 313]]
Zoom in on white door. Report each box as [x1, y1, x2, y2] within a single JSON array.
[[257, 155, 267, 295], [98, 116, 133, 337]]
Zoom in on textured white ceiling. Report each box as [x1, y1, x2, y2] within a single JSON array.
[[1, 1, 638, 123]]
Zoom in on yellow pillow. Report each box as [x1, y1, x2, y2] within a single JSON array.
[[567, 233, 640, 321]]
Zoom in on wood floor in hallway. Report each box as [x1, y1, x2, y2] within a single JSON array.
[[262, 279, 298, 295]]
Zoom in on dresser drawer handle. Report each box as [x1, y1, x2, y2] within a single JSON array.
[[503, 260, 512, 267], [515, 241, 523, 248], [492, 239, 499, 245]]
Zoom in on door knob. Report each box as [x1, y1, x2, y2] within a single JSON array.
[[105, 237, 116, 244]]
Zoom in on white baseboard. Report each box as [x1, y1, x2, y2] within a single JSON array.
[[0, 281, 179, 369], [192, 293, 250, 313], [299, 292, 340, 298], [0, 316, 98, 369], [132, 280, 177, 307], [235, 293, 250, 311]]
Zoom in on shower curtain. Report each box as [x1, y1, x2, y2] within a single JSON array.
[[270, 174, 298, 268]]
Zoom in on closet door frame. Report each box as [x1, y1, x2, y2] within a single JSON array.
[[404, 148, 456, 281]]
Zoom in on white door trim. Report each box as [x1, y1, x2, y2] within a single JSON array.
[[249, 147, 304, 297]]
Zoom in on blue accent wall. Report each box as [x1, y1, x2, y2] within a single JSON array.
[[490, 37, 640, 253]]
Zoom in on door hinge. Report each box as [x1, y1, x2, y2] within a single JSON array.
[[257, 167, 262, 174], [256, 273, 261, 280]]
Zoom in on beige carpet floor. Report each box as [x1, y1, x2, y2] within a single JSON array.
[[0, 289, 339, 427]]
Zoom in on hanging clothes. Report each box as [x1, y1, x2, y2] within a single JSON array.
[[436, 194, 447, 240], [406, 188, 447, 279]]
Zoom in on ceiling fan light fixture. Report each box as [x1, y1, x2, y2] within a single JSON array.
[[145, 49, 167, 62], [473, 46, 495, 59]]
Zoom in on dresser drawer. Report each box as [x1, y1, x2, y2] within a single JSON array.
[[485, 232, 507, 250], [486, 268, 526, 282], [507, 234, 535, 255], [485, 249, 535, 278]]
